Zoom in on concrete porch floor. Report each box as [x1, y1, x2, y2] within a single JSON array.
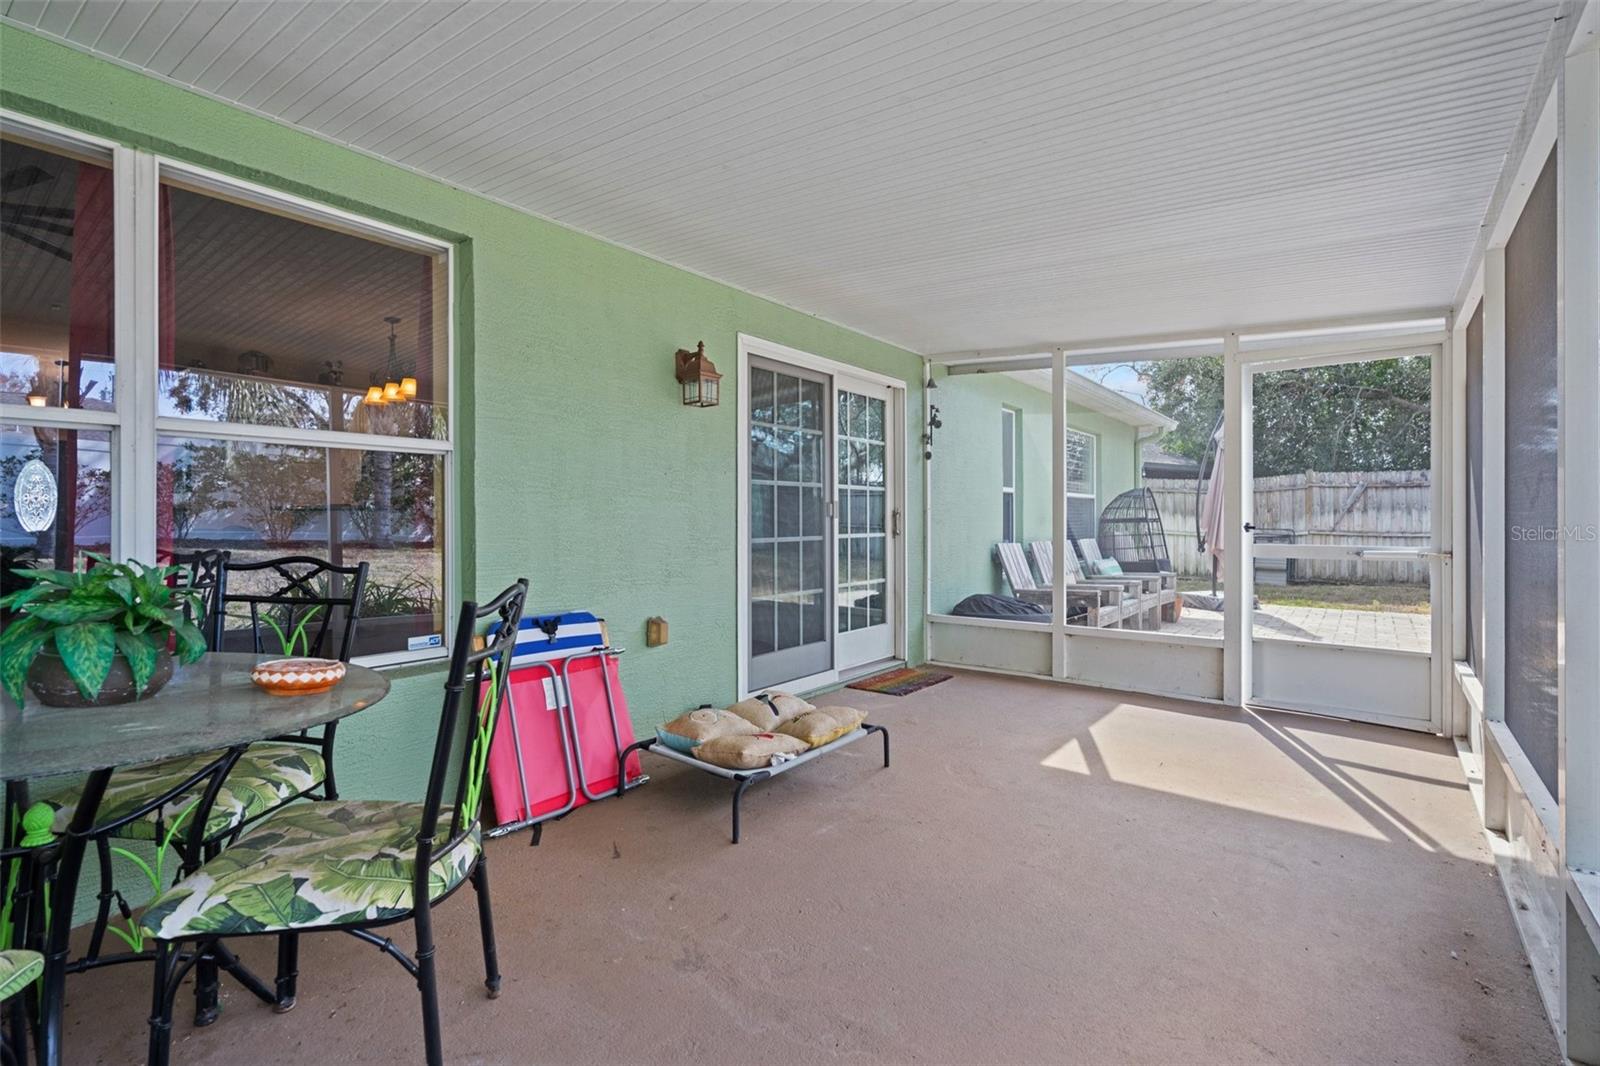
[[62, 671, 1554, 1065]]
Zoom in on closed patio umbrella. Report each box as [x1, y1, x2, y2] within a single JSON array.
[[1199, 427, 1226, 596]]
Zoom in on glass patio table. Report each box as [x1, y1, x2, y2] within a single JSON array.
[[0, 652, 390, 1066]]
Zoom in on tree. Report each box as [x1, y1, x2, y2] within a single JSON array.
[[165, 440, 232, 543], [1136, 356, 1431, 476]]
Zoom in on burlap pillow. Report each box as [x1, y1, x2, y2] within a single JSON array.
[[777, 706, 867, 748], [726, 691, 814, 730], [692, 732, 809, 770], [658, 706, 758, 752]]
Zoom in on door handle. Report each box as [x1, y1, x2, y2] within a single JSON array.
[[891, 508, 902, 537], [1243, 523, 1256, 532]]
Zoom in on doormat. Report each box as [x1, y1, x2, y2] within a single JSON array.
[[847, 667, 953, 697]]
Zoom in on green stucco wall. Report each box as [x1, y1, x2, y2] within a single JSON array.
[[1, 26, 928, 809], [928, 369, 1144, 614]]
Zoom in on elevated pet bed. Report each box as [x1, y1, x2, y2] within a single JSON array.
[[619, 722, 889, 844]]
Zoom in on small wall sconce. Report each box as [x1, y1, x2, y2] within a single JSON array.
[[674, 341, 721, 407], [645, 616, 669, 647], [923, 404, 943, 460]]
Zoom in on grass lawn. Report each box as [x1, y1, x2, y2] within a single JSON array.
[[1176, 576, 1430, 613]]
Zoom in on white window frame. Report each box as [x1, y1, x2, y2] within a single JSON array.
[[1, 109, 457, 669], [1000, 407, 1017, 542]]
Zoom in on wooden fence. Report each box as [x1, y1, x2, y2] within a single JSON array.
[[1147, 470, 1431, 583]]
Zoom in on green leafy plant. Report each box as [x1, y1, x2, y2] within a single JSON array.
[[260, 604, 322, 657], [360, 577, 437, 618], [0, 554, 207, 706], [104, 799, 199, 953]]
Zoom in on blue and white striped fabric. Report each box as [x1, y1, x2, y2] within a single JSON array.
[[495, 611, 607, 669]]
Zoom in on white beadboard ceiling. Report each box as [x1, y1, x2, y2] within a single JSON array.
[[1, 1, 1562, 355]]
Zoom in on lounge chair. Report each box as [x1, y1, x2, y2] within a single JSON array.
[[1026, 541, 1141, 629], [1078, 537, 1179, 622], [1063, 542, 1161, 630], [994, 542, 1124, 628]]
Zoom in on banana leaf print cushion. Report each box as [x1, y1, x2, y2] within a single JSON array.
[[37, 743, 324, 842], [0, 950, 43, 1002], [139, 801, 480, 939]]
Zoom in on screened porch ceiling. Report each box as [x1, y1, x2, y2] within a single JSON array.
[[0, 0, 1562, 355]]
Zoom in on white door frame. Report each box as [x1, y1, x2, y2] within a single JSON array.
[[1229, 336, 1447, 730], [736, 334, 908, 698]]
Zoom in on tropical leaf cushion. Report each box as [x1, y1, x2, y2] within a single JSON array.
[[139, 801, 480, 940], [0, 949, 43, 1002], [38, 743, 325, 842]]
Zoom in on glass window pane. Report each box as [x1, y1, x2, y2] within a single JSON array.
[[801, 591, 825, 644], [867, 444, 885, 487], [775, 429, 801, 482], [801, 538, 823, 591], [776, 600, 801, 650], [775, 484, 800, 538], [866, 397, 884, 442], [800, 486, 823, 538], [158, 180, 447, 439], [751, 543, 774, 597], [1, 136, 116, 412], [751, 600, 775, 656], [775, 541, 801, 594], [1063, 428, 1095, 497], [838, 536, 850, 586], [750, 427, 776, 481], [776, 374, 800, 427], [751, 484, 774, 539], [1001, 411, 1015, 487], [751, 367, 774, 423], [800, 380, 823, 431], [158, 435, 445, 659], [800, 432, 821, 484], [868, 537, 885, 581], [1, 425, 112, 576], [849, 490, 867, 533]]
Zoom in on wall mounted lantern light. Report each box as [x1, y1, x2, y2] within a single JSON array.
[[674, 341, 721, 407]]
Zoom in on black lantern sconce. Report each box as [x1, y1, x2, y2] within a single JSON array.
[[923, 404, 943, 460], [674, 341, 721, 407]]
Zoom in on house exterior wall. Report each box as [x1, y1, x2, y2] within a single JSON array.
[[0, 26, 928, 802], [927, 370, 1144, 614]]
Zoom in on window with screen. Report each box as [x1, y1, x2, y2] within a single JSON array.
[[1001, 408, 1017, 542]]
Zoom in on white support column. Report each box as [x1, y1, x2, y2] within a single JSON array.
[[1449, 306, 1470, 672], [1482, 246, 1508, 725], [1561, 27, 1600, 1066], [1432, 333, 1452, 735], [1222, 333, 1251, 707], [1050, 348, 1068, 679], [113, 147, 159, 564]]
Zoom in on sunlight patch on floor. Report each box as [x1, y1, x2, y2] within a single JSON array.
[[1038, 701, 1485, 850]]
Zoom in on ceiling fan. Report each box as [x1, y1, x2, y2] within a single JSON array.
[[1, 164, 72, 261]]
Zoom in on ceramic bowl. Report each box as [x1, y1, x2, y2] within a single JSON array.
[[250, 657, 347, 696]]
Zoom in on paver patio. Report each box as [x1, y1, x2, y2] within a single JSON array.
[[1163, 605, 1432, 653]]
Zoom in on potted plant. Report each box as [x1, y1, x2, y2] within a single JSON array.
[[0, 554, 208, 708]]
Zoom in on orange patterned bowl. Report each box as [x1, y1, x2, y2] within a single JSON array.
[[250, 657, 347, 696]]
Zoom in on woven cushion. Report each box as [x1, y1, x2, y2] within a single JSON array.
[[139, 801, 480, 940], [38, 743, 325, 843], [0, 949, 43, 1002]]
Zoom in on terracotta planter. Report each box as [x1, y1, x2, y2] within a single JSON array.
[[26, 647, 175, 708]]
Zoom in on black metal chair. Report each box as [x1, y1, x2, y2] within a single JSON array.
[[1, 784, 56, 1066], [141, 580, 529, 1066], [171, 549, 229, 652], [213, 555, 370, 803]]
